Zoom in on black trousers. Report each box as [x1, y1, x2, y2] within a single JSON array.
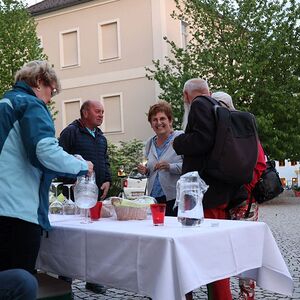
[[155, 196, 178, 217], [0, 216, 41, 274]]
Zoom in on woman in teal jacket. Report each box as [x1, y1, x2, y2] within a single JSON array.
[[0, 61, 93, 274]]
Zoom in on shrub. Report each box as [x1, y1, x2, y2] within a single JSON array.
[[107, 139, 144, 197]]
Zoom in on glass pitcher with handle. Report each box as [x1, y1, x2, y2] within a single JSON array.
[[176, 171, 208, 226], [73, 172, 98, 223]]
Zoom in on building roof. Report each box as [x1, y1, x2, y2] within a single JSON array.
[[28, 0, 94, 16]]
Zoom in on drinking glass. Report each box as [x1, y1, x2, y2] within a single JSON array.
[[150, 203, 166, 226], [62, 184, 76, 215], [49, 182, 63, 214]]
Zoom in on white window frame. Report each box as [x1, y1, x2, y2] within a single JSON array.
[[101, 92, 124, 134], [62, 98, 82, 128], [180, 20, 189, 50], [98, 19, 121, 63], [59, 27, 81, 69]]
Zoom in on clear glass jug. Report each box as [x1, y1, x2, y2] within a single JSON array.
[[73, 172, 98, 209], [176, 172, 208, 226]]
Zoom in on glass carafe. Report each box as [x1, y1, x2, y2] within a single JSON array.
[[73, 172, 98, 223], [176, 172, 208, 226]]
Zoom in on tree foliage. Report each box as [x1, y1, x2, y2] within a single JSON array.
[[0, 0, 57, 119], [107, 139, 144, 197], [147, 0, 300, 160]]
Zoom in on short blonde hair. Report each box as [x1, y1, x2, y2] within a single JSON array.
[[15, 60, 61, 93]]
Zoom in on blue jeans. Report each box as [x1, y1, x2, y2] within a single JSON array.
[[0, 269, 38, 300]]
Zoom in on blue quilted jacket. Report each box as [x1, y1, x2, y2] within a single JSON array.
[[59, 119, 111, 200]]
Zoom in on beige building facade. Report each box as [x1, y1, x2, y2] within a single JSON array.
[[30, 0, 187, 143]]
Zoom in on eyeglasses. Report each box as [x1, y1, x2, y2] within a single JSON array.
[[51, 87, 58, 97]]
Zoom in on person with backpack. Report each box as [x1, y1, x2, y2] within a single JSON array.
[[212, 91, 266, 300], [173, 79, 240, 300]]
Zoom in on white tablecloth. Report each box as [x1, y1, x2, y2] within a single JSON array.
[[36, 215, 293, 300]]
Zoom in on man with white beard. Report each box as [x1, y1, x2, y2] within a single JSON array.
[[181, 101, 191, 131], [173, 78, 239, 300]]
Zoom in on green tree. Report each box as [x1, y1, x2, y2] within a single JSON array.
[[0, 0, 57, 119], [107, 139, 144, 197], [147, 0, 300, 160]]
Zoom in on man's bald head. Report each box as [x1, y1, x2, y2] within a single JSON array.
[[80, 100, 104, 129]]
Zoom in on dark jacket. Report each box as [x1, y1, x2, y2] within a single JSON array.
[[173, 96, 240, 209], [59, 119, 112, 200]]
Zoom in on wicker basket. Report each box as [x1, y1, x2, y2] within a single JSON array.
[[113, 206, 147, 221]]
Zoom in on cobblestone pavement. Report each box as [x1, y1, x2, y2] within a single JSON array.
[[72, 191, 300, 299]]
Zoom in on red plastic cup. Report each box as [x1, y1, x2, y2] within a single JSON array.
[[90, 201, 103, 221], [150, 203, 166, 226]]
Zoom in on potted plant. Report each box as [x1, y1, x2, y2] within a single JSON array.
[[292, 186, 300, 197]]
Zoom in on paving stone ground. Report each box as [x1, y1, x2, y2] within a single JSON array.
[[72, 191, 300, 299]]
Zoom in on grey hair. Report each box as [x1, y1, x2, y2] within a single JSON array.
[[183, 78, 209, 94], [212, 91, 235, 110], [15, 60, 61, 93]]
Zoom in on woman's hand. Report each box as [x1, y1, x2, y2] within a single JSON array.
[[137, 163, 148, 175], [154, 161, 170, 171]]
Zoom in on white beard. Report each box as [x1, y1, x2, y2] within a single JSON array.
[[182, 102, 191, 131]]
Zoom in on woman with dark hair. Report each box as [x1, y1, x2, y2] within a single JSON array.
[[137, 101, 183, 216]]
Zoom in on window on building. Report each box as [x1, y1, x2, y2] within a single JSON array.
[[291, 160, 297, 166], [60, 29, 80, 68], [62, 99, 81, 127], [181, 21, 188, 49], [98, 20, 120, 61], [102, 94, 123, 133], [279, 160, 285, 167]]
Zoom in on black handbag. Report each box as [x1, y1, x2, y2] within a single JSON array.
[[252, 159, 284, 204]]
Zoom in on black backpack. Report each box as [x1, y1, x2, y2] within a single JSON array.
[[252, 159, 284, 203], [202, 96, 258, 185]]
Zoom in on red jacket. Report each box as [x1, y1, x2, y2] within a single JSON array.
[[245, 142, 266, 203]]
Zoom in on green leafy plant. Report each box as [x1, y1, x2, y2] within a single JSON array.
[[146, 0, 300, 160], [107, 139, 144, 197], [0, 0, 58, 120]]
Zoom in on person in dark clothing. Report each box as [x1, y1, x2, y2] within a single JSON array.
[[173, 78, 236, 300], [59, 100, 111, 201], [59, 100, 111, 294], [212, 91, 266, 300]]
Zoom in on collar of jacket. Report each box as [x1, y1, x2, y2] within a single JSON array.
[[14, 81, 48, 108], [77, 119, 103, 136], [14, 81, 37, 97]]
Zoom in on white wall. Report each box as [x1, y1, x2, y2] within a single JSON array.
[[276, 160, 300, 187]]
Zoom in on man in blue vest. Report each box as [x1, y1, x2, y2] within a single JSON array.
[[59, 100, 111, 294]]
